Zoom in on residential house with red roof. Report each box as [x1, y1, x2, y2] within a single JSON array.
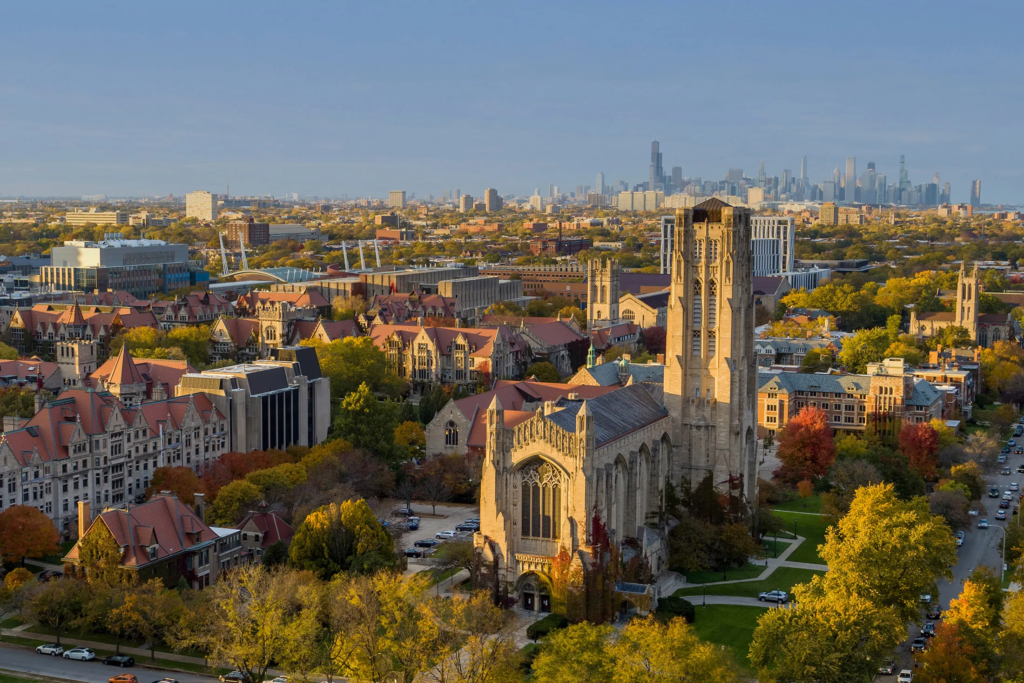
[[357, 291, 459, 329], [517, 319, 589, 378], [63, 492, 242, 588], [0, 388, 228, 537], [370, 323, 526, 392], [235, 501, 293, 563]]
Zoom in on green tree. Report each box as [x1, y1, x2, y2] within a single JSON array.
[[207, 480, 262, 526], [0, 387, 38, 425], [0, 341, 18, 360], [301, 337, 403, 399], [23, 578, 88, 646], [531, 622, 615, 683], [288, 499, 396, 578], [820, 483, 957, 624], [332, 382, 401, 461], [166, 325, 211, 366], [838, 327, 892, 373], [77, 521, 130, 585], [611, 615, 737, 683], [525, 361, 562, 382]]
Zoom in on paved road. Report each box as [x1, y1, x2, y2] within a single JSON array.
[[0, 646, 219, 683], [693, 595, 784, 608]]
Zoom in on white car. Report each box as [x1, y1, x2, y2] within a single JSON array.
[[36, 643, 64, 656], [1012, 483, 1020, 491], [435, 530, 457, 539], [920, 593, 931, 603], [64, 648, 96, 661], [266, 678, 289, 683], [969, 508, 979, 516], [898, 670, 913, 683], [1005, 492, 1014, 500]]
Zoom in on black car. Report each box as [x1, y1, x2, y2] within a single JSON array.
[[1004, 447, 1012, 454], [922, 622, 936, 637], [1001, 500, 1011, 509], [404, 548, 423, 558], [926, 606, 942, 619], [455, 522, 480, 532], [103, 655, 135, 667], [414, 539, 439, 549], [37, 569, 63, 582], [910, 637, 927, 653]]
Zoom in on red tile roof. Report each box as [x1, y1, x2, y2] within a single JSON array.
[[236, 503, 293, 548]]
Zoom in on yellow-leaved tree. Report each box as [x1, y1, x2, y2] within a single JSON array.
[[288, 499, 395, 578]]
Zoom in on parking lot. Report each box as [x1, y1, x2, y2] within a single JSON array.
[[389, 502, 480, 575]]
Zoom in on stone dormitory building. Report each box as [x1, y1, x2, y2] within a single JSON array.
[[469, 199, 760, 611]]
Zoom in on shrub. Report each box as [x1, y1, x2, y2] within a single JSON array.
[[797, 480, 814, 498], [526, 613, 569, 640], [655, 596, 696, 624]]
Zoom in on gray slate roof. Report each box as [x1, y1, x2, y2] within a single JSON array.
[[575, 362, 665, 387], [545, 384, 668, 446], [758, 370, 942, 407]]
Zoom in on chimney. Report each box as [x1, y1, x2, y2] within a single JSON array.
[[194, 492, 206, 522], [78, 500, 91, 540], [656, 353, 665, 364], [34, 392, 44, 415]]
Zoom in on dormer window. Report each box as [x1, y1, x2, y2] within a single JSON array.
[[147, 545, 158, 561]]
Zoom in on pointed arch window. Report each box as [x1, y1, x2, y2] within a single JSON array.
[[519, 463, 561, 540], [710, 240, 719, 261], [708, 280, 717, 328], [444, 421, 459, 446], [692, 330, 701, 356]]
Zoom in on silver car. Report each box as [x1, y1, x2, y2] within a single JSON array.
[[63, 647, 96, 661]]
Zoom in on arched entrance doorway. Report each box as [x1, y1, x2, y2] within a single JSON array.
[[517, 573, 552, 613]]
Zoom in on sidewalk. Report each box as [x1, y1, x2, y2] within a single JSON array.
[[674, 533, 829, 589], [0, 628, 207, 666]]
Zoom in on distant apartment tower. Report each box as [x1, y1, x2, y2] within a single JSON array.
[[596, 172, 605, 195], [228, 215, 270, 248], [820, 202, 838, 225], [844, 158, 856, 202], [185, 191, 217, 222], [388, 190, 407, 210], [971, 180, 982, 207], [459, 194, 474, 212], [751, 216, 795, 273], [660, 215, 675, 275], [483, 188, 502, 212]]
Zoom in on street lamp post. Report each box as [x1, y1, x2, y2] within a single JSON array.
[[993, 524, 1008, 586], [703, 583, 706, 608]]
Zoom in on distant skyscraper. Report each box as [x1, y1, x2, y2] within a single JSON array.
[[833, 167, 841, 185], [596, 172, 605, 195], [650, 141, 665, 191], [483, 188, 502, 212], [388, 190, 407, 209], [671, 166, 682, 191], [727, 169, 744, 183], [899, 156, 909, 187], [971, 180, 982, 207], [548, 184, 554, 198], [800, 156, 807, 180], [758, 161, 766, 187], [845, 157, 856, 202]]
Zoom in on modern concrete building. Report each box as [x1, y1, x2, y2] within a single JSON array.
[[185, 191, 218, 222], [819, 202, 838, 225], [64, 208, 129, 227], [389, 190, 407, 210], [269, 224, 323, 243], [460, 195, 474, 212], [484, 188, 502, 212], [751, 216, 795, 274], [175, 347, 330, 453], [42, 237, 192, 298]]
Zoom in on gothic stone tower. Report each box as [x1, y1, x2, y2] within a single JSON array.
[[955, 262, 979, 341], [664, 199, 757, 501], [587, 258, 621, 330]]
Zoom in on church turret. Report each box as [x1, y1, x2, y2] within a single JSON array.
[[586, 343, 597, 368], [486, 395, 504, 464]]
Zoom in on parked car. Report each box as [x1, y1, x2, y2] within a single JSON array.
[[455, 522, 480, 532], [998, 510, 1007, 521], [266, 678, 288, 683], [36, 644, 64, 656], [219, 672, 251, 683], [466, 517, 480, 524], [1005, 491, 1015, 500], [911, 637, 927, 653], [1013, 483, 1020, 491], [1010, 439, 1017, 446], [990, 487, 1001, 498], [878, 659, 896, 675], [1003, 467, 1012, 475], [1004, 446, 1012, 454], [979, 519, 990, 528], [37, 569, 63, 581], [1016, 465, 1024, 473], [394, 507, 414, 517], [927, 606, 942, 619], [109, 675, 138, 683], [404, 548, 424, 558], [920, 593, 932, 603], [436, 530, 458, 539], [104, 655, 135, 667], [758, 590, 788, 603], [153, 679, 180, 683], [956, 535, 965, 547], [414, 539, 440, 548], [922, 621, 937, 637], [64, 648, 96, 661], [898, 670, 913, 683]]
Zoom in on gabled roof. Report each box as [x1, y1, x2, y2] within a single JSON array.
[[522, 320, 585, 347], [543, 384, 668, 446], [571, 361, 665, 387], [107, 345, 145, 386], [236, 504, 294, 548], [89, 355, 196, 400], [65, 493, 218, 569]]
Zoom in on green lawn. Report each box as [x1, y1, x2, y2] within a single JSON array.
[[415, 566, 461, 586], [684, 562, 766, 585], [762, 538, 792, 559], [674, 567, 824, 599], [772, 495, 823, 513], [1, 616, 24, 628], [0, 673, 47, 683], [38, 540, 76, 565], [772, 511, 831, 564], [691, 605, 765, 674]]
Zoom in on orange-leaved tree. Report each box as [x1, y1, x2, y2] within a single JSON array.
[[899, 422, 940, 480], [915, 621, 986, 683], [145, 466, 205, 502], [775, 406, 835, 484], [0, 505, 60, 565]]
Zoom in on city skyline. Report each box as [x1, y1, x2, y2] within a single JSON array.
[[2, 1, 1022, 202]]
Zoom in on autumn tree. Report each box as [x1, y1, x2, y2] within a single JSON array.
[[0, 568, 34, 641], [899, 422, 940, 480], [394, 421, 426, 459], [929, 490, 971, 531], [76, 520, 129, 585], [749, 579, 904, 683], [145, 466, 205, 502], [612, 615, 737, 683], [23, 578, 88, 646], [207, 480, 262, 526], [821, 458, 882, 519], [999, 589, 1024, 680], [0, 505, 60, 565], [950, 461, 985, 501], [288, 499, 396, 578], [530, 622, 615, 683], [775, 406, 836, 484], [301, 336, 403, 399], [332, 382, 401, 461], [820, 483, 956, 624], [915, 622, 985, 683]]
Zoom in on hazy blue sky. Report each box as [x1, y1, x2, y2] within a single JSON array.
[[2, 1, 1021, 203]]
